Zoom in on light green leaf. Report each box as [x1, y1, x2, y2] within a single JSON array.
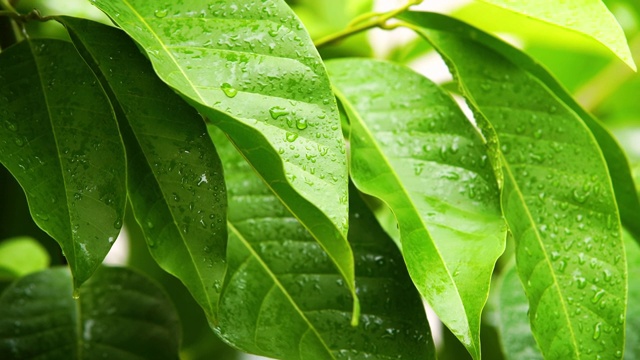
[[399, 12, 640, 243], [497, 264, 544, 360], [477, 0, 637, 71], [90, 0, 357, 318], [327, 58, 506, 359], [0, 39, 126, 289], [61, 17, 228, 319], [407, 15, 627, 359], [0, 266, 180, 359], [210, 128, 435, 359], [625, 231, 640, 359], [0, 237, 49, 280]]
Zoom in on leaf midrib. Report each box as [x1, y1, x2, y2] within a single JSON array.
[[29, 40, 77, 271], [333, 87, 469, 326], [227, 222, 336, 360], [501, 153, 580, 358]]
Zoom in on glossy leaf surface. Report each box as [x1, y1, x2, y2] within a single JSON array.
[[0, 39, 126, 289], [62, 17, 228, 319], [400, 11, 640, 243], [408, 16, 627, 359], [0, 237, 49, 280], [328, 58, 505, 359], [477, 0, 636, 70], [625, 231, 640, 359], [0, 267, 180, 359], [90, 0, 357, 314], [498, 264, 544, 360], [210, 128, 435, 359]]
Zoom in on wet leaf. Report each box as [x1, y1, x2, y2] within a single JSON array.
[[407, 14, 627, 360], [210, 127, 435, 359], [90, 0, 357, 318], [477, 0, 636, 70], [0, 237, 49, 280], [0, 267, 180, 359], [0, 39, 126, 289], [328, 58, 505, 359], [400, 11, 640, 244], [497, 264, 544, 360], [61, 17, 228, 319], [625, 231, 640, 359]]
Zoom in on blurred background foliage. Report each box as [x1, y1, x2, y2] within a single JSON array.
[[1, 0, 639, 359]]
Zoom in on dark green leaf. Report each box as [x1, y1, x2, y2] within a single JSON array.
[[0, 237, 49, 280], [0, 266, 181, 359], [0, 39, 126, 289], [327, 58, 505, 359], [497, 264, 544, 360], [61, 17, 228, 319], [210, 127, 435, 359], [406, 13, 627, 359], [400, 11, 640, 245], [90, 0, 357, 317]]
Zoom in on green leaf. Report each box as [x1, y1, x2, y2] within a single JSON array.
[[477, 0, 637, 71], [399, 12, 640, 243], [406, 14, 627, 359], [0, 266, 180, 359], [497, 264, 544, 360], [0, 237, 49, 280], [61, 17, 228, 319], [327, 58, 505, 359], [0, 39, 126, 289], [625, 231, 640, 359], [90, 0, 357, 318], [210, 127, 435, 359]]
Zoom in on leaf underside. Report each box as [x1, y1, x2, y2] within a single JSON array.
[[211, 128, 435, 360]]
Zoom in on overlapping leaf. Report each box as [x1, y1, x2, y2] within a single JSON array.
[[0, 39, 126, 289], [497, 264, 544, 360], [400, 11, 640, 243], [0, 267, 180, 359], [90, 0, 357, 316], [477, 0, 636, 70], [61, 17, 227, 319], [210, 128, 434, 359], [406, 13, 627, 359], [327, 58, 505, 359]]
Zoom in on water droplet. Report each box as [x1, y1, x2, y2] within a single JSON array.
[[72, 289, 80, 300], [295, 118, 308, 130], [592, 289, 605, 303], [113, 218, 122, 229], [573, 188, 590, 203], [5, 120, 17, 131], [146, 221, 154, 229], [269, 106, 288, 119], [221, 83, 238, 98], [285, 132, 298, 142], [593, 322, 602, 339], [576, 277, 586, 289], [154, 9, 168, 18], [14, 137, 24, 147]]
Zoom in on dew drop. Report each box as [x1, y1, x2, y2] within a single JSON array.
[[14, 137, 24, 147], [593, 322, 602, 340], [269, 106, 288, 119], [285, 132, 298, 142], [575, 277, 586, 289], [154, 9, 168, 18], [113, 218, 122, 229], [5, 120, 17, 131], [72, 289, 80, 300], [221, 83, 238, 98], [591, 289, 605, 304], [295, 118, 308, 130]]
